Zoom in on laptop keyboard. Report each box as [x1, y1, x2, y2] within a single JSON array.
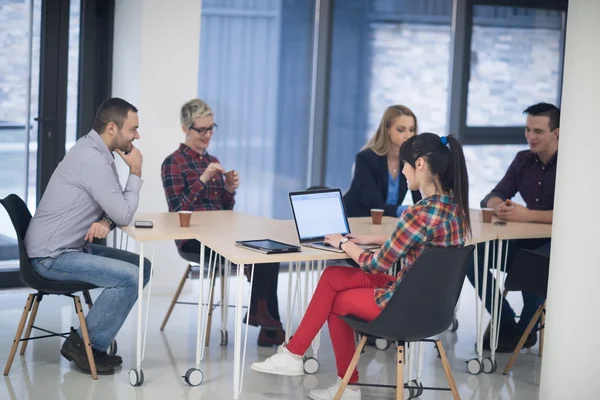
[[312, 241, 333, 248]]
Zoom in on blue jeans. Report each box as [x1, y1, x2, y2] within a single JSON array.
[[31, 244, 151, 351], [466, 238, 550, 334]]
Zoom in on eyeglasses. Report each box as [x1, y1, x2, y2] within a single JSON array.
[[189, 123, 218, 135]]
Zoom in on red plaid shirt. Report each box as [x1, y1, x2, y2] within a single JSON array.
[[358, 194, 468, 308], [161, 143, 235, 248]]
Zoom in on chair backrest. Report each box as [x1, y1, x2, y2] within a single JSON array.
[[1, 194, 48, 289], [504, 249, 549, 299], [365, 245, 475, 342]]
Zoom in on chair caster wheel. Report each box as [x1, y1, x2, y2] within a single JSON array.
[[183, 368, 203, 386], [108, 340, 117, 355], [467, 358, 482, 375], [410, 379, 424, 397], [482, 357, 497, 374], [220, 330, 228, 346], [449, 318, 459, 332], [375, 338, 391, 350], [303, 357, 319, 374], [406, 380, 417, 399], [129, 368, 144, 386]]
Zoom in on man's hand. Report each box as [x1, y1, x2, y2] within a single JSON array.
[[225, 171, 240, 193], [497, 200, 531, 222], [200, 162, 225, 183], [84, 221, 111, 242], [116, 145, 143, 177]]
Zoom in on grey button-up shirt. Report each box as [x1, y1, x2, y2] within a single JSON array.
[[25, 130, 143, 258]]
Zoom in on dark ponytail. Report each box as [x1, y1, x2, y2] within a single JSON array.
[[399, 132, 471, 236]]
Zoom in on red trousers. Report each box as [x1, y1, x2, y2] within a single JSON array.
[[286, 266, 395, 383]]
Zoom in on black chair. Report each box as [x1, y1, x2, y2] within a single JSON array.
[[334, 245, 475, 400], [1, 194, 106, 380], [502, 249, 549, 375]]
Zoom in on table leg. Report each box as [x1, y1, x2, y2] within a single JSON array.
[[285, 262, 294, 342], [477, 241, 491, 361], [194, 245, 207, 367], [490, 240, 502, 360], [491, 240, 510, 364], [136, 243, 144, 371], [310, 260, 324, 360], [233, 263, 248, 400], [129, 243, 145, 386]]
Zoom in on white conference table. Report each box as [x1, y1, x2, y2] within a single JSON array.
[[120, 211, 365, 397], [119, 209, 550, 395]]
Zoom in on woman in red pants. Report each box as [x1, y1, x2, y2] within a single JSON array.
[[251, 132, 472, 400]]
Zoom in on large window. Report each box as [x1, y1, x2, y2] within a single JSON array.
[[198, 0, 316, 219], [0, 0, 82, 279], [467, 6, 563, 127], [324, 0, 454, 195], [0, 0, 41, 268], [195, 0, 566, 218]]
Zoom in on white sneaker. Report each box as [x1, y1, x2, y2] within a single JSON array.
[[251, 344, 304, 376], [308, 378, 361, 400]]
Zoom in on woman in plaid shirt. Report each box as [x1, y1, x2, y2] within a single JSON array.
[[252, 133, 472, 400], [161, 99, 285, 347]]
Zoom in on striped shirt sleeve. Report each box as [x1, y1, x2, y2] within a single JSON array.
[[79, 154, 142, 226], [358, 209, 428, 274]]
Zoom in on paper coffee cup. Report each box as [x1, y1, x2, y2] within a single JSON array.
[[179, 211, 192, 227], [481, 208, 494, 223], [370, 208, 384, 225]]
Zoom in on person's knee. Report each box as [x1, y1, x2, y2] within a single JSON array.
[[118, 269, 138, 288]]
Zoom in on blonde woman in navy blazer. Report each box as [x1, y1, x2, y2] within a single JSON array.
[[343, 105, 422, 218]]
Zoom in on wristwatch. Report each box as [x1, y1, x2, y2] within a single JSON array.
[[102, 216, 116, 230], [338, 237, 350, 250]]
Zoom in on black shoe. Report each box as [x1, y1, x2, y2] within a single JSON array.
[[481, 321, 518, 351], [257, 328, 285, 347], [93, 348, 123, 366], [496, 331, 537, 353], [60, 328, 115, 375]]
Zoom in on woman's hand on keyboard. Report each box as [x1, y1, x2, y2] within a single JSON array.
[[324, 234, 344, 248]]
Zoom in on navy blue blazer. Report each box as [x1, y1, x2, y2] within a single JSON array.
[[343, 148, 421, 218]]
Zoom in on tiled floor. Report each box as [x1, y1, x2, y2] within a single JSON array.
[[0, 275, 542, 400]]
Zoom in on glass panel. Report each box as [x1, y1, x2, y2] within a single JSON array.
[[464, 144, 526, 208], [467, 5, 564, 126], [197, 0, 315, 218], [65, 0, 81, 151], [0, 0, 41, 267], [325, 0, 453, 197]]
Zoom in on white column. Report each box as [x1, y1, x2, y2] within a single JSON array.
[[112, 0, 202, 293], [540, 1, 600, 398]]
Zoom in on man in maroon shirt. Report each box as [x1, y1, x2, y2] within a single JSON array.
[[467, 103, 558, 352]]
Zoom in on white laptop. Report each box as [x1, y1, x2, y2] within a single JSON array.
[[289, 188, 377, 253]]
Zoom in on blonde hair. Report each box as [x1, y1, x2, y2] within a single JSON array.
[[363, 105, 418, 156], [180, 99, 213, 127]]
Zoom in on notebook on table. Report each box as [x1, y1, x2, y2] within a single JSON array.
[[235, 239, 301, 255]]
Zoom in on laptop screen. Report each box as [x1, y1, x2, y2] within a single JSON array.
[[289, 189, 351, 241]]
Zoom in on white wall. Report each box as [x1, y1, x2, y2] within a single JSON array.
[[112, 0, 202, 293], [539, 0, 600, 398]]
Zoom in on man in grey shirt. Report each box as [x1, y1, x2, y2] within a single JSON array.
[[25, 98, 150, 375]]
